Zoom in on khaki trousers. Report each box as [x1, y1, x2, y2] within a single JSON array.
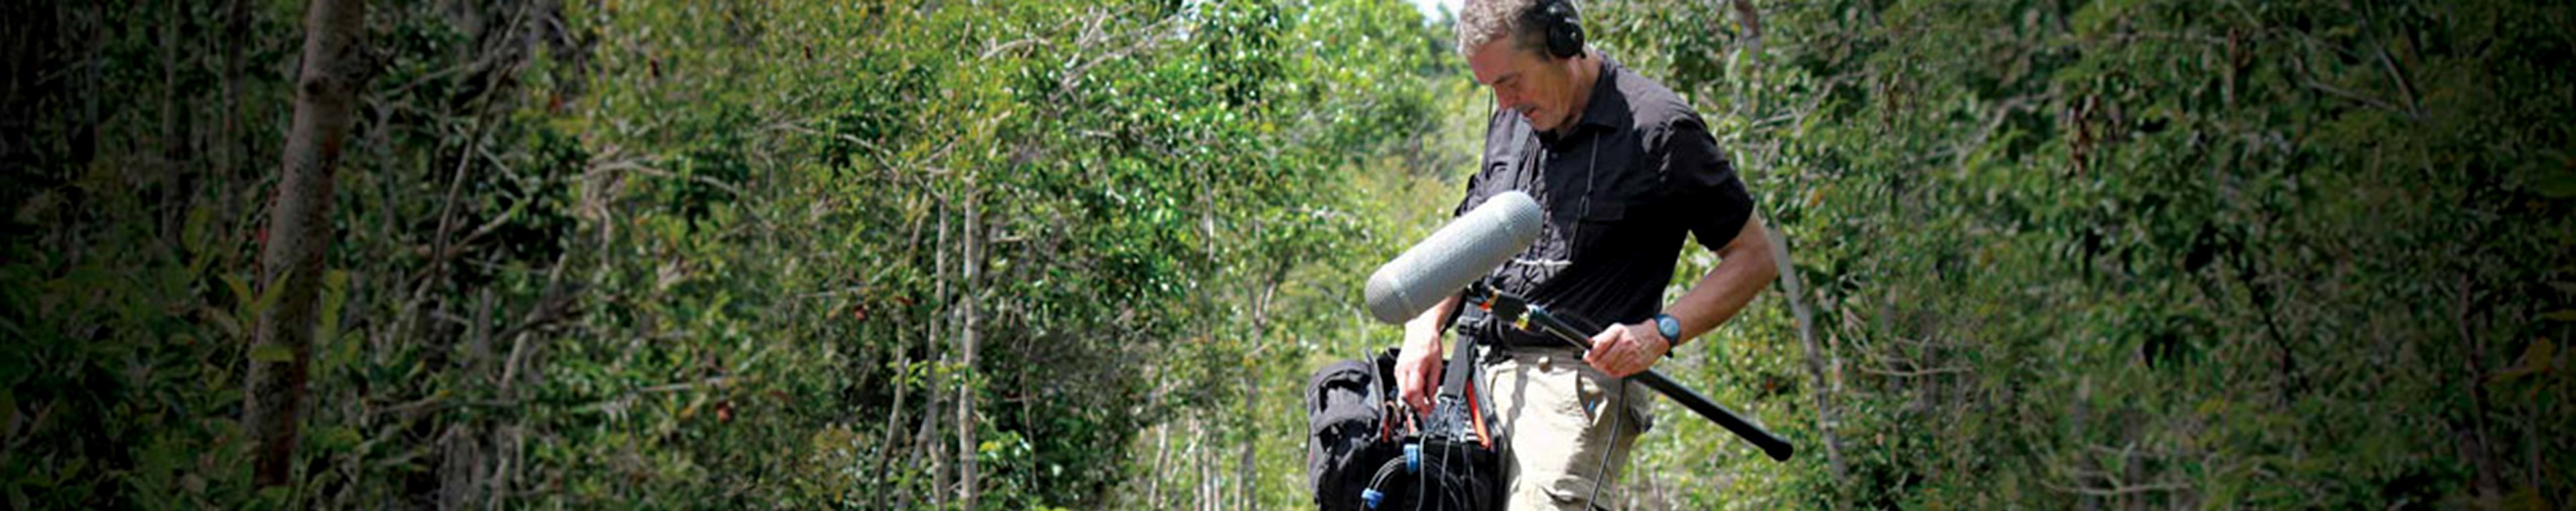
[[1483, 346, 1652, 511]]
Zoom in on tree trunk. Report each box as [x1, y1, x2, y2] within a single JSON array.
[[957, 185, 980, 510], [1147, 421, 1169, 506], [926, 200, 951, 510], [439, 289, 498, 509], [1237, 257, 1290, 509], [217, 0, 252, 264], [918, 379, 946, 510], [245, 0, 366, 488], [222, 0, 250, 179], [158, 1, 191, 252], [73, 7, 100, 170], [1728, 0, 1763, 54], [2455, 275, 2503, 510], [1772, 225, 1846, 481], [1195, 417, 1212, 511], [877, 334, 910, 508]]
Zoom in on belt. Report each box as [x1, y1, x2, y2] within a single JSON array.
[[1455, 306, 1570, 350]]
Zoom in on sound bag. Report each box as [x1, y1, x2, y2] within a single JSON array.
[[1305, 349, 1503, 510]]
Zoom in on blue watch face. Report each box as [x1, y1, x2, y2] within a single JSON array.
[[1656, 315, 1681, 340]]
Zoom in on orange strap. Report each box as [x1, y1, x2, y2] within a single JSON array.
[[1379, 402, 1396, 442], [1465, 378, 1493, 450]]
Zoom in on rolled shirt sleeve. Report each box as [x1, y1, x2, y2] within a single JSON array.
[[1649, 115, 1754, 250]]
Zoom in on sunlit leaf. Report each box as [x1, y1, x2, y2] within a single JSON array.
[[250, 344, 296, 364]]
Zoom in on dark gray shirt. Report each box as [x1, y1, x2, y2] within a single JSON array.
[[1454, 56, 1754, 347]]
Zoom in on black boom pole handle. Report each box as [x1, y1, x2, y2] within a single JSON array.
[[1527, 305, 1796, 462], [1628, 369, 1795, 461]]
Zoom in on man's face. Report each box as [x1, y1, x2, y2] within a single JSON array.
[[1467, 38, 1576, 132]]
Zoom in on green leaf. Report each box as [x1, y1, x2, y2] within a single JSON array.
[[222, 273, 254, 308], [2538, 174, 2576, 199], [318, 426, 362, 450], [205, 309, 244, 340], [257, 485, 292, 505], [2490, 339, 2559, 385], [250, 343, 296, 364], [2533, 150, 2576, 198], [317, 269, 350, 357], [227, 271, 294, 319], [2544, 310, 2576, 322]]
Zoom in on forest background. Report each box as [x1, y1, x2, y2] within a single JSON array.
[[3, 0, 2571, 509]]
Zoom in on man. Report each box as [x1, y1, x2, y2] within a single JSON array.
[[1392, 0, 1779, 509]]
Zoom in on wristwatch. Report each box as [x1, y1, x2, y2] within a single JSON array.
[[1652, 313, 1682, 344]]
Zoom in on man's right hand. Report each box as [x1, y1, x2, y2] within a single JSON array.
[[1394, 330, 1444, 415], [1394, 293, 1462, 415]]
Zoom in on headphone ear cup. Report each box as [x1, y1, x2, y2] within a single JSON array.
[[1544, 1, 1583, 58], [1558, 22, 1584, 58]]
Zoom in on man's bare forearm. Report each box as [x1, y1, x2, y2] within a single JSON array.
[[1664, 215, 1778, 345], [1405, 293, 1463, 349]]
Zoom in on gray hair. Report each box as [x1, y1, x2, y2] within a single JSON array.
[[1454, 0, 1560, 57]]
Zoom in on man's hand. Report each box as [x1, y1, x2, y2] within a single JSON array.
[[1394, 294, 1462, 416], [1583, 322, 1669, 377], [1393, 332, 1444, 416]]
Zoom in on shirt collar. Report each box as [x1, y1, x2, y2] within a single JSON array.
[[1538, 56, 1625, 146], [1572, 56, 1625, 131]]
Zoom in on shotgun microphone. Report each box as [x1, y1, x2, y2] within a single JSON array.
[[1364, 191, 1544, 324]]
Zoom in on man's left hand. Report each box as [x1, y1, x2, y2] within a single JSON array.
[[1583, 322, 1669, 377]]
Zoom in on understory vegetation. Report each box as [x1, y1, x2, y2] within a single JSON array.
[[1, 0, 2567, 509]]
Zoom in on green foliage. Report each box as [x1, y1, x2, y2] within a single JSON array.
[[5, 0, 2569, 509], [1580, 0, 2575, 508]]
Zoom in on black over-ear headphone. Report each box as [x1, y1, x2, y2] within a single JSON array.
[[1535, 0, 1585, 59]]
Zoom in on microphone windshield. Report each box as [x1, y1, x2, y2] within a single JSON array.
[[1364, 191, 1544, 324]]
